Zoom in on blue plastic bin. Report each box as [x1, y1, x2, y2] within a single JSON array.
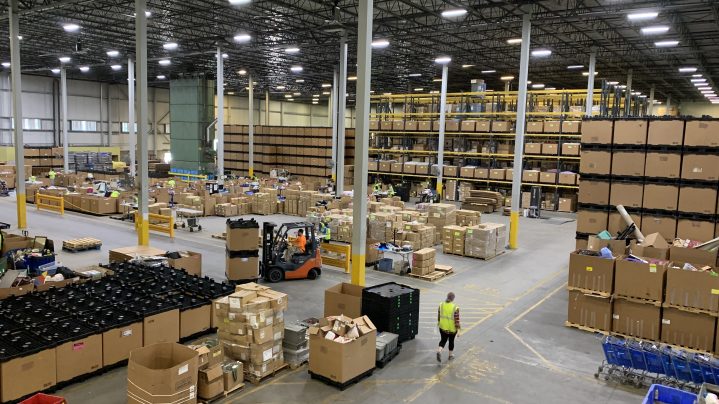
[[377, 258, 393, 272], [642, 384, 696, 404]]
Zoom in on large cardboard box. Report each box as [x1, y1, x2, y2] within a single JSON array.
[[0, 233, 33, 255], [144, 309, 180, 346], [609, 182, 643, 208], [579, 151, 611, 175], [645, 152, 681, 179], [522, 170, 540, 183], [544, 121, 560, 133], [103, 322, 143, 366], [526, 121, 543, 133], [524, 143, 542, 154], [198, 365, 224, 400], [309, 316, 377, 383], [1, 348, 56, 402], [226, 255, 259, 280], [581, 120, 613, 144], [489, 169, 505, 180], [614, 120, 648, 145], [642, 184, 678, 211], [56, 334, 103, 383], [661, 307, 716, 352], [541, 143, 558, 155], [181, 305, 212, 338], [561, 143, 581, 156], [612, 298, 661, 340], [491, 121, 510, 132], [611, 151, 645, 177], [648, 120, 684, 146], [681, 154, 719, 181], [127, 343, 199, 404], [562, 121, 581, 134], [614, 259, 666, 301], [566, 290, 612, 331], [578, 180, 610, 205], [539, 172, 557, 184], [676, 219, 715, 242], [685, 120, 719, 147], [669, 246, 718, 267], [167, 251, 202, 276], [558, 197, 577, 213], [324, 283, 363, 318], [226, 222, 260, 252], [678, 186, 717, 215], [665, 267, 719, 312], [576, 210, 608, 234], [608, 212, 642, 236], [460, 120, 476, 132], [641, 215, 677, 242], [587, 236, 628, 257], [568, 252, 615, 294]]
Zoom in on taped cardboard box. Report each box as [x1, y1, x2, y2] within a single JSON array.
[[648, 120, 684, 146], [645, 152, 681, 179], [198, 365, 224, 400], [613, 120, 648, 145], [324, 283, 363, 318], [1, 347, 56, 403], [614, 258, 667, 301], [611, 151, 645, 177], [580, 120, 613, 144], [665, 265, 719, 313], [576, 210, 608, 235], [308, 315, 376, 383], [661, 307, 716, 352], [612, 297, 661, 340], [681, 154, 719, 181], [223, 361, 244, 391], [166, 251, 202, 276], [127, 342, 199, 404], [566, 290, 612, 331], [579, 151, 611, 175], [568, 252, 615, 294], [685, 120, 719, 147]]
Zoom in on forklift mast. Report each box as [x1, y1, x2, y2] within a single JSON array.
[[262, 222, 277, 267]]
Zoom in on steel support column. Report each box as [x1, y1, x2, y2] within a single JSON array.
[[264, 90, 269, 125], [330, 68, 339, 182], [625, 69, 633, 117], [585, 49, 596, 118], [436, 64, 448, 195], [248, 74, 254, 177], [216, 47, 224, 181], [135, 0, 149, 246], [351, 0, 373, 286], [648, 86, 655, 116], [9, 0, 25, 229], [128, 58, 136, 178], [60, 67, 69, 172], [509, 13, 532, 250], [336, 35, 348, 194]]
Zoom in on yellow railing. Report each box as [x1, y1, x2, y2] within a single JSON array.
[[168, 172, 208, 180], [135, 212, 175, 238], [320, 243, 351, 273], [36, 193, 64, 215]]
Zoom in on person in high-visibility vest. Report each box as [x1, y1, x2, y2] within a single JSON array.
[[48, 169, 56, 186], [167, 179, 176, 189], [110, 190, 120, 198], [28, 175, 36, 183], [436, 292, 460, 362], [373, 182, 382, 193], [319, 221, 331, 243], [387, 184, 395, 197]]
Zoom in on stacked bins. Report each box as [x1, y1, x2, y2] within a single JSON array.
[[226, 218, 261, 282], [362, 282, 420, 343], [283, 323, 309, 367]]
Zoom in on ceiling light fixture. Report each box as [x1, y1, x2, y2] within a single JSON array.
[[607, 81, 619, 85], [531, 49, 552, 57], [414, 88, 424, 91], [79, 66, 90, 73], [383, 92, 392, 96], [284, 94, 292, 98], [462, 64, 475, 68], [500, 75, 514, 81], [1, 62, 10, 68], [276, 86, 285, 90], [159, 59, 171, 66], [106, 50, 120, 57], [441, 9, 467, 18], [506, 38, 521, 44], [655, 40, 679, 47], [233, 34, 251, 43], [293, 92, 301, 96], [295, 79, 304, 83], [51, 68, 61, 74], [432, 78, 442, 82], [567, 65, 584, 69], [348, 76, 357, 81], [434, 56, 451, 64], [312, 94, 320, 97], [481, 70, 496, 74], [641, 26, 669, 35], [290, 66, 303, 73], [157, 75, 166, 80], [63, 23, 80, 32], [111, 64, 122, 71], [322, 91, 330, 95], [222, 53, 228, 59], [312, 101, 318, 104], [371, 39, 389, 48], [285, 47, 300, 54], [692, 74, 703, 78], [627, 11, 659, 20], [697, 86, 712, 90], [582, 71, 598, 76], [545, 87, 556, 90], [163, 42, 178, 50], [532, 84, 545, 89], [691, 79, 707, 83], [408, 73, 422, 77], [321, 83, 331, 88], [238, 69, 247, 75], [679, 67, 697, 73], [229, 0, 251, 4], [58, 56, 71, 63]]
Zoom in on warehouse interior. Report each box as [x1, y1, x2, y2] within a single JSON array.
[[0, 0, 718, 403]]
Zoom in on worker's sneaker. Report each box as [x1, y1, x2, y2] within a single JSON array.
[[436, 352, 441, 362], [448, 354, 455, 361]]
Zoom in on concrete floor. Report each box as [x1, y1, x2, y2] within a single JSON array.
[[0, 196, 645, 403]]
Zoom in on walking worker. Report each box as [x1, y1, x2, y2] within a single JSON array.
[[437, 292, 460, 362], [48, 169, 56, 186]]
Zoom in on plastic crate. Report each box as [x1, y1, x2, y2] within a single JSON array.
[[377, 258, 393, 272], [19, 393, 66, 404], [77, 306, 141, 332], [642, 384, 696, 404]]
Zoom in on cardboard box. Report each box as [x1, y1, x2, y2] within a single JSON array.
[[56, 334, 102, 383], [614, 259, 666, 301], [539, 172, 556, 184], [445, 121, 459, 132], [558, 172, 578, 185], [562, 121, 581, 133], [669, 246, 718, 267], [579, 151, 611, 175], [144, 309, 180, 346], [586, 236, 627, 257], [103, 322, 143, 367], [642, 184, 678, 211], [524, 143, 542, 154], [576, 210, 608, 234], [443, 165, 458, 177], [612, 298, 661, 340], [489, 169, 505, 180], [566, 290, 612, 331], [460, 120, 476, 132], [474, 168, 488, 179], [198, 365, 224, 400], [522, 170, 540, 183], [223, 361, 244, 391], [609, 183, 643, 208], [648, 120, 684, 146], [678, 186, 717, 215], [677, 219, 715, 242], [226, 255, 259, 281], [641, 216, 677, 242], [324, 283, 364, 318], [561, 143, 580, 156], [665, 266, 719, 312], [1, 348, 56, 402], [645, 152, 681, 179], [611, 151, 645, 177], [127, 343, 199, 404], [681, 154, 719, 181], [181, 305, 212, 338], [578, 180, 610, 205], [226, 223, 260, 252], [541, 143, 558, 155], [581, 120, 613, 144], [544, 121, 560, 133], [418, 121, 431, 131], [685, 121, 719, 147], [614, 120, 648, 145], [491, 121, 510, 132], [558, 197, 577, 213], [167, 251, 202, 276], [608, 212, 642, 236], [476, 121, 490, 132], [460, 166, 475, 178], [568, 252, 615, 294], [526, 121, 543, 133], [661, 307, 716, 352], [308, 316, 377, 384]]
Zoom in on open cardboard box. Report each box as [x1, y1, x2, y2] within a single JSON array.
[[308, 315, 377, 383]]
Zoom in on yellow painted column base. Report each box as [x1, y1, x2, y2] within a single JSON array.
[[137, 216, 150, 246], [16, 194, 27, 229], [331, 173, 336, 181], [435, 181, 443, 196], [509, 211, 520, 249], [248, 167, 254, 177], [350, 254, 366, 286]]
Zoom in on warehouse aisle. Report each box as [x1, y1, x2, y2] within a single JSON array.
[[0, 197, 642, 403]]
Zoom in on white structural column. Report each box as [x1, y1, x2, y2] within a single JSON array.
[[435, 64, 448, 195], [330, 68, 339, 181], [625, 69, 633, 116], [216, 47, 224, 181], [60, 67, 69, 172], [265, 90, 270, 125], [336, 35, 348, 194], [509, 13, 531, 250], [9, 0, 26, 229], [128, 58, 136, 178], [135, 0, 150, 246], [666, 95, 671, 114], [648, 85, 655, 116], [351, 0, 373, 287], [248, 74, 254, 177], [585, 49, 596, 118]]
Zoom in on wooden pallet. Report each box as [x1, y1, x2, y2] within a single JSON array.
[[62, 237, 102, 252], [408, 265, 454, 282], [288, 360, 308, 370], [198, 382, 245, 403], [211, 233, 227, 240], [662, 302, 719, 317], [244, 363, 288, 385], [566, 286, 611, 298], [309, 367, 374, 390], [614, 295, 662, 307], [564, 321, 609, 335]]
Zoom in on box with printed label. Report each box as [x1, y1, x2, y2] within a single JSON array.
[[56, 334, 103, 383], [661, 307, 716, 352], [581, 120, 613, 144], [611, 151, 645, 177], [648, 120, 684, 146], [541, 143, 558, 155], [685, 121, 719, 147], [522, 170, 540, 183], [524, 143, 542, 154], [612, 297, 661, 341], [561, 143, 581, 156], [614, 258, 667, 301], [127, 343, 198, 404], [526, 121, 543, 133], [103, 322, 143, 367], [576, 210, 608, 235], [568, 252, 615, 294], [544, 121, 560, 133], [566, 290, 612, 331], [1, 347, 57, 403], [645, 152, 681, 179], [489, 169, 505, 180], [579, 151, 611, 175], [308, 315, 376, 383], [665, 267, 719, 313], [681, 154, 719, 181], [614, 120, 648, 145]]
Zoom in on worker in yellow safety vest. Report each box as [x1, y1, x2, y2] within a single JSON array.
[[28, 175, 36, 183], [436, 292, 460, 363], [110, 190, 120, 198], [387, 184, 395, 197], [167, 179, 176, 189], [48, 169, 56, 186], [319, 221, 331, 243], [373, 181, 382, 193]]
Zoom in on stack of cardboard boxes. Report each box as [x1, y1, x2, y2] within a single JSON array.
[[225, 219, 261, 281], [188, 338, 227, 400], [412, 248, 436, 276], [456, 210, 481, 226], [428, 204, 457, 244], [464, 223, 507, 259], [442, 225, 466, 255], [215, 283, 288, 381]]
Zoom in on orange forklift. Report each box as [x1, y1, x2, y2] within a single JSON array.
[[260, 221, 322, 283]]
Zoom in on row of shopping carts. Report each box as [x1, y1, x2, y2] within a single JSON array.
[[598, 335, 719, 390]]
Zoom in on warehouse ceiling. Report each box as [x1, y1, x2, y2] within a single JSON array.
[[0, 0, 717, 104]]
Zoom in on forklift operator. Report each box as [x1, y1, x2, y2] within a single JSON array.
[[284, 229, 307, 261]]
